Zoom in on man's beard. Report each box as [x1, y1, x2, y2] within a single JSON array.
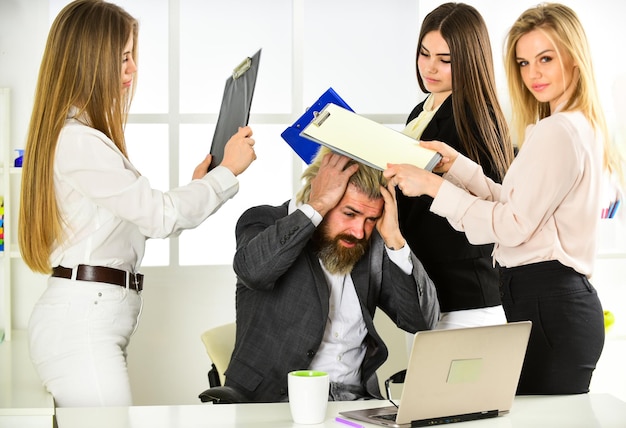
[[312, 223, 370, 275]]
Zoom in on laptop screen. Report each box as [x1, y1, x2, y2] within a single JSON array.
[[339, 322, 532, 427]]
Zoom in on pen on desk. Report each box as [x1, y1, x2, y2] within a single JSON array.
[[335, 416, 365, 428]]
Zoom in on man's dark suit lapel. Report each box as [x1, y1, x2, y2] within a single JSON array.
[[352, 234, 384, 316], [351, 255, 371, 312], [305, 245, 330, 316]]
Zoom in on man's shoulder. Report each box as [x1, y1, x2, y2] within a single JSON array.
[[236, 200, 292, 230], [241, 200, 289, 217]]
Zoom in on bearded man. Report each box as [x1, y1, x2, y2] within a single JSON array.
[[221, 148, 440, 403]]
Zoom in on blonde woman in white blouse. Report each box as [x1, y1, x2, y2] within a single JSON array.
[[385, 3, 623, 395], [19, 0, 256, 407]]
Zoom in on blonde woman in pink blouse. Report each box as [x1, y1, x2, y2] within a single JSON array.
[[385, 3, 623, 395]]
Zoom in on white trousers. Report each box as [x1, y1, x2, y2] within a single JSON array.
[[406, 305, 507, 355], [28, 277, 142, 407]]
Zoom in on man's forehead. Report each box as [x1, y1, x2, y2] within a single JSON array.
[[339, 185, 384, 215]]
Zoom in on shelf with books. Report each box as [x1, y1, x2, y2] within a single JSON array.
[[1, 87, 16, 341]]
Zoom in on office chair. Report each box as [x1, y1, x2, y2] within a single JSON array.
[[198, 322, 248, 404], [384, 370, 406, 407]]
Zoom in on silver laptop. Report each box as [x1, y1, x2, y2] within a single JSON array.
[[340, 321, 532, 427]]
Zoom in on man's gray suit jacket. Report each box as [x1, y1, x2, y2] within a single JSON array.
[[224, 200, 440, 402]]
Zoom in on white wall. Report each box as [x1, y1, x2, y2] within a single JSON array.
[[1, 0, 625, 405], [0, 0, 51, 335], [0, 0, 49, 150]]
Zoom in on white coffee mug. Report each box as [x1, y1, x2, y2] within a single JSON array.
[[287, 370, 329, 424]]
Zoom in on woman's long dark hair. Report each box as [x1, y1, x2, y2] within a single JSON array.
[[416, 2, 514, 180]]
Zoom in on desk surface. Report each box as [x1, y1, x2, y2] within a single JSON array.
[[0, 330, 54, 416], [56, 393, 626, 428]]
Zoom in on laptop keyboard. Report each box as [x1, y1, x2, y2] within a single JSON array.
[[373, 413, 398, 421]]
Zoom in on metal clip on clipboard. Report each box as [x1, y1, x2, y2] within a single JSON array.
[[233, 57, 252, 79], [311, 109, 331, 127], [208, 48, 261, 171]]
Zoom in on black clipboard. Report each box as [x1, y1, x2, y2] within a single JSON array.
[[209, 48, 261, 171]]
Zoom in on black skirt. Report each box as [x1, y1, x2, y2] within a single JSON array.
[[500, 260, 605, 395]]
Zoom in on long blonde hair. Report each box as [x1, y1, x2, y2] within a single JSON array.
[[19, 0, 138, 273], [504, 3, 623, 180]]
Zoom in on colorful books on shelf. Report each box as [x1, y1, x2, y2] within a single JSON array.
[[0, 196, 4, 251], [602, 199, 621, 219]]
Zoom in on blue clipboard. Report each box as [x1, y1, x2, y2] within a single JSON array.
[[281, 87, 353, 164]]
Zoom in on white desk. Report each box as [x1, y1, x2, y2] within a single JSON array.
[[56, 394, 626, 428]]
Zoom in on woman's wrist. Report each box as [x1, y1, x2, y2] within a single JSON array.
[[427, 173, 444, 198]]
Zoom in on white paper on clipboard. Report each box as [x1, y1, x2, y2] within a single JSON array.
[[300, 103, 442, 171]]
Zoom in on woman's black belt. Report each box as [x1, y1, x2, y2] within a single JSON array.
[[51, 265, 143, 292]]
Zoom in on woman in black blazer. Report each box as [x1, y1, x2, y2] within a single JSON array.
[[397, 3, 515, 329]]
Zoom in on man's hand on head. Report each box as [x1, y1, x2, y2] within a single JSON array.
[[377, 182, 406, 250], [308, 153, 359, 217]]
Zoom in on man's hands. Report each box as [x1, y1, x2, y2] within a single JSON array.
[[308, 153, 359, 217], [377, 182, 405, 250]]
